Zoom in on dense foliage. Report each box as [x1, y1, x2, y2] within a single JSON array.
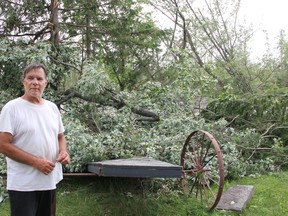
[[1, 0, 288, 202], [203, 95, 288, 143], [60, 72, 278, 177]]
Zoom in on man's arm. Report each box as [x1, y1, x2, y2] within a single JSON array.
[[56, 132, 70, 164], [0, 132, 56, 175]]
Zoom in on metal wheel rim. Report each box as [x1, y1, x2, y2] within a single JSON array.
[[180, 130, 225, 211]]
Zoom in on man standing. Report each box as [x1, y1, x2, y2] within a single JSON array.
[[0, 63, 70, 216]]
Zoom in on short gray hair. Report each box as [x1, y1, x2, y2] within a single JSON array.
[[22, 63, 48, 79]]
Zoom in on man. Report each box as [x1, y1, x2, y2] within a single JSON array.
[[0, 63, 70, 216]]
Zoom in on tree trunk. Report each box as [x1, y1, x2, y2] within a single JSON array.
[[50, 0, 60, 48]]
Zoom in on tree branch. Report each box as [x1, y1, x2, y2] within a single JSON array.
[[33, 24, 51, 42], [131, 107, 160, 122], [55, 89, 160, 122]]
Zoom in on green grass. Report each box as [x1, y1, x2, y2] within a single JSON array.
[[1, 172, 288, 216]]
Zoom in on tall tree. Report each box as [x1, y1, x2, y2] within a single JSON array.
[[61, 0, 164, 90], [150, 0, 256, 93]]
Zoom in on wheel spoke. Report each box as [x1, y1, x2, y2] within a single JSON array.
[[203, 154, 216, 168], [185, 145, 198, 167], [189, 176, 198, 195]]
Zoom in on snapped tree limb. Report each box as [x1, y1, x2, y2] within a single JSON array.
[[55, 89, 160, 122]]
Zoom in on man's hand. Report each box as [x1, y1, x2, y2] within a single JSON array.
[[56, 151, 70, 165], [33, 158, 56, 175]]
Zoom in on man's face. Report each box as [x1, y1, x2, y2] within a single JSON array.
[[22, 68, 48, 98]]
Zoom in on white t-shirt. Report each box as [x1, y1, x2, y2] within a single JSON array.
[[0, 97, 64, 191]]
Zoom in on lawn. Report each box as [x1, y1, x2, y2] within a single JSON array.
[[1, 172, 288, 216]]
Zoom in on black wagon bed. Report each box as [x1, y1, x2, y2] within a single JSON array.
[[87, 157, 182, 178]]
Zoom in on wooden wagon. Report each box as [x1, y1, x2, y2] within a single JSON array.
[[68, 130, 225, 211]]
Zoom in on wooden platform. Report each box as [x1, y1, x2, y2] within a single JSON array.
[[88, 157, 182, 178]]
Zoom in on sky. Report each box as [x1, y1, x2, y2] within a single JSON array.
[[239, 0, 288, 59]]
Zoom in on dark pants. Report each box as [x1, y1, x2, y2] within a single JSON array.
[[8, 190, 56, 216]]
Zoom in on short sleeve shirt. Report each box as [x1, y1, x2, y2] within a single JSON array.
[[0, 98, 64, 191]]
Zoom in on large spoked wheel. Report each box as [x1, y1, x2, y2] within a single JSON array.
[[180, 130, 225, 211]]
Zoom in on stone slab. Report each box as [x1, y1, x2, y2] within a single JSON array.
[[216, 185, 255, 211]]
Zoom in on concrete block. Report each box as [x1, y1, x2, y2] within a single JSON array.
[[216, 185, 255, 211]]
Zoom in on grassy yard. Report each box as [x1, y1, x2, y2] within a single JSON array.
[[1, 172, 288, 216]]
